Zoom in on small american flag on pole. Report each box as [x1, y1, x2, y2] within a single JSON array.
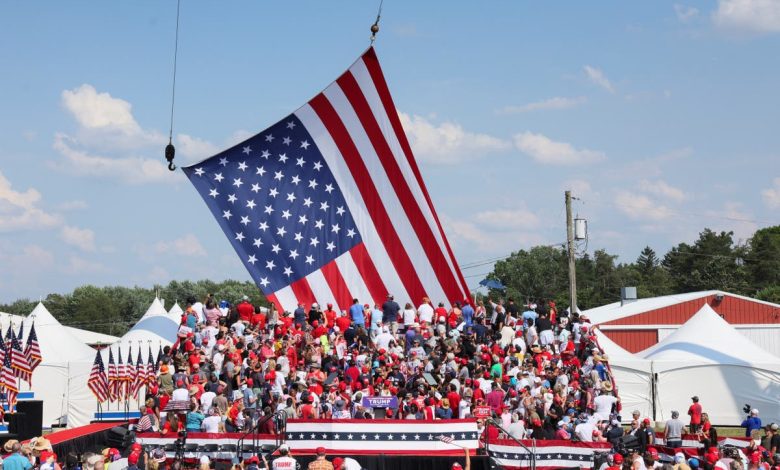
[[24, 322, 42, 372], [87, 349, 109, 403], [146, 346, 156, 386], [10, 327, 32, 385], [184, 47, 469, 312], [1, 344, 18, 411], [107, 347, 118, 402], [124, 347, 134, 401]]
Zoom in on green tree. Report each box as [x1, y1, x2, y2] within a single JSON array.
[[662, 229, 749, 294], [745, 226, 780, 292], [490, 245, 568, 304]]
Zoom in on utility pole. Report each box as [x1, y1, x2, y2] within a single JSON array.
[[565, 191, 578, 315]]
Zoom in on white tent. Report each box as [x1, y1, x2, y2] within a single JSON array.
[[639, 304, 780, 425], [64, 326, 120, 346], [594, 329, 653, 422], [117, 297, 179, 347], [167, 302, 184, 323], [1, 303, 98, 428]]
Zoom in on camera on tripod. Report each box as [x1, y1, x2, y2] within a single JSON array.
[[743, 404, 752, 414], [174, 430, 188, 460]]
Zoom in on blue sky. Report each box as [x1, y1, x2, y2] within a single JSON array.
[[1, 1, 779, 302]]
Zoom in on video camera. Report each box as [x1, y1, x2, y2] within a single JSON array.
[[743, 403, 752, 414]]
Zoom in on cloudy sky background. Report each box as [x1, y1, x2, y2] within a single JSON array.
[[1, 1, 779, 302]]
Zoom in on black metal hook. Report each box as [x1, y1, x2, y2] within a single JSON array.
[[165, 142, 176, 171]]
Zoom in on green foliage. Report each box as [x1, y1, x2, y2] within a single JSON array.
[[486, 225, 780, 310], [0, 279, 270, 337]]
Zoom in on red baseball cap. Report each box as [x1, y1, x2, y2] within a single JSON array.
[[316, 447, 326, 455], [613, 454, 624, 464]]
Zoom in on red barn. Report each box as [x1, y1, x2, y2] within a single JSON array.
[[584, 290, 780, 355]]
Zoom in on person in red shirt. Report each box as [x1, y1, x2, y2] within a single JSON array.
[[250, 307, 266, 330], [446, 383, 460, 413], [334, 313, 351, 333], [311, 321, 328, 339], [324, 304, 338, 328], [236, 297, 254, 323], [688, 396, 703, 433], [434, 303, 448, 323]]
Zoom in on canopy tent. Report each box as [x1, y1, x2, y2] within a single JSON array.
[[0, 303, 97, 428], [105, 298, 179, 364], [593, 329, 653, 422], [639, 304, 780, 425], [64, 326, 119, 346], [167, 301, 184, 323]]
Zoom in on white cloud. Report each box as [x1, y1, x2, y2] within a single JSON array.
[[399, 112, 510, 164], [638, 180, 687, 202], [614, 190, 674, 221], [442, 214, 544, 254], [514, 132, 606, 166], [0, 170, 61, 232], [762, 177, 780, 209], [497, 96, 587, 114], [474, 208, 540, 229], [176, 134, 220, 163], [60, 225, 96, 252], [62, 84, 142, 134], [583, 65, 615, 93], [147, 266, 171, 283], [712, 0, 780, 33], [153, 233, 207, 257], [705, 202, 757, 241], [52, 133, 172, 184], [18, 245, 55, 266], [57, 200, 88, 211], [64, 255, 106, 274], [674, 4, 700, 22]]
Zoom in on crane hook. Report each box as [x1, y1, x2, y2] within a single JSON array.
[[165, 142, 176, 171]]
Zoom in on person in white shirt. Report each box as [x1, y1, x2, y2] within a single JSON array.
[[574, 416, 596, 442], [402, 303, 417, 328], [374, 327, 394, 350], [200, 385, 216, 412], [593, 386, 619, 421], [507, 414, 526, 439], [418, 298, 434, 324], [201, 408, 222, 433]]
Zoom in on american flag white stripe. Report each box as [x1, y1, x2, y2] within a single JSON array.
[[320, 84, 450, 306], [304, 266, 344, 313], [270, 286, 299, 314], [295, 104, 411, 304], [350, 59, 464, 291], [334, 252, 373, 309]]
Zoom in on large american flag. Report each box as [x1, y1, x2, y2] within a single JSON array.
[[87, 348, 109, 403], [184, 47, 469, 313]]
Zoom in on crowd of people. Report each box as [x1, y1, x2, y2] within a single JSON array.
[[124, 293, 780, 470]]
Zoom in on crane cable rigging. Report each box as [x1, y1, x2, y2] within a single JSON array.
[[165, 0, 182, 171]]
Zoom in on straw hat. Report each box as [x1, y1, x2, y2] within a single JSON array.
[[31, 437, 53, 454], [602, 381, 614, 392], [3, 439, 19, 453]]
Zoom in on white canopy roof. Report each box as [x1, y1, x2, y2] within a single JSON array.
[[639, 303, 780, 372], [167, 301, 184, 322], [26, 302, 97, 361], [64, 326, 120, 346], [115, 297, 179, 347]]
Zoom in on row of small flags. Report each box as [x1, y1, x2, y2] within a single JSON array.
[[0, 323, 42, 409], [87, 344, 162, 403]]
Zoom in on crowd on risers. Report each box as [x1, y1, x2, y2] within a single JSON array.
[[125, 294, 780, 470]]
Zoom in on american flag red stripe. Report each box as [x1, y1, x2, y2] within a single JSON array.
[[360, 50, 470, 296], [320, 259, 353, 310], [289, 276, 317, 309], [87, 349, 109, 402]]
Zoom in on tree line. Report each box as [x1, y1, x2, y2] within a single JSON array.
[[1, 226, 778, 336], [487, 226, 780, 310]]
